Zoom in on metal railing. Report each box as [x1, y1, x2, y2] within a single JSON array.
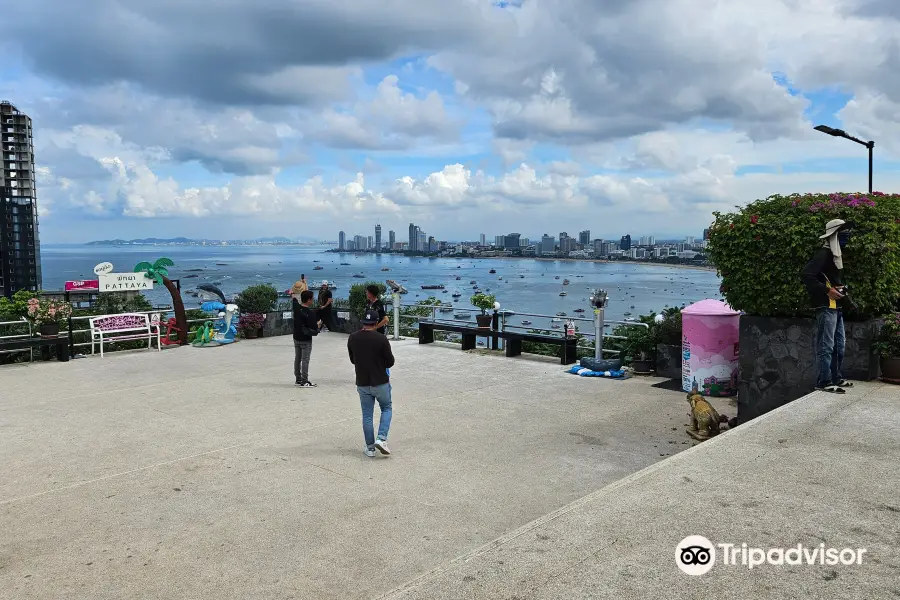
[[66, 309, 223, 355], [0, 317, 34, 361]]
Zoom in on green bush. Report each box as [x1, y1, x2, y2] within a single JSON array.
[[0, 289, 40, 320], [348, 282, 386, 317], [605, 308, 682, 364], [236, 284, 277, 314], [874, 312, 900, 358], [470, 293, 496, 314], [707, 192, 900, 319]]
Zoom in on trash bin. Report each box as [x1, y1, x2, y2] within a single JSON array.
[[681, 299, 740, 396]]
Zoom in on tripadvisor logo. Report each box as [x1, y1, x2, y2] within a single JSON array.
[[676, 536, 867, 575]]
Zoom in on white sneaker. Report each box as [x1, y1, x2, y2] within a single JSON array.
[[364, 447, 376, 458], [374, 439, 391, 455]]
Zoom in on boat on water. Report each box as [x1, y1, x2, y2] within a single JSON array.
[[574, 308, 585, 313], [498, 276, 503, 280], [521, 320, 532, 325], [551, 324, 561, 329], [623, 312, 632, 316], [489, 269, 496, 274], [519, 275, 525, 278], [630, 305, 635, 308], [498, 309, 515, 317], [555, 276, 560, 279], [562, 279, 570, 285], [552, 317, 562, 323], [381, 267, 390, 271], [352, 273, 365, 278], [314, 265, 324, 270], [454, 312, 471, 319], [422, 284, 445, 290], [340, 262, 351, 266], [452, 291, 462, 297], [456, 276, 461, 280], [469, 280, 477, 284], [440, 305, 454, 312], [625, 317, 636, 322], [559, 291, 567, 296], [556, 311, 567, 316]]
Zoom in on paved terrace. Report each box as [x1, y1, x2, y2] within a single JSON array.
[[0, 333, 896, 599]]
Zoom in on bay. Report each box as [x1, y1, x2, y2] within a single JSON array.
[[40, 245, 722, 326]]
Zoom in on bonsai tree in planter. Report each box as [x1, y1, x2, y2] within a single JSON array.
[[25, 296, 73, 337], [470, 292, 497, 328], [235, 284, 277, 336], [874, 313, 900, 383]]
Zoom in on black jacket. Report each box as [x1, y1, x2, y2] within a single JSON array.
[[347, 329, 395, 386], [293, 299, 319, 342], [801, 247, 843, 309]]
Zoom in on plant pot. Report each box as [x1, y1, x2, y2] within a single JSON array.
[[243, 328, 258, 339], [39, 323, 60, 338], [632, 359, 653, 374], [881, 356, 900, 383], [475, 314, 492, 328]]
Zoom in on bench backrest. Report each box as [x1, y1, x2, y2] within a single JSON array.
[[90, 313, 151, 333]]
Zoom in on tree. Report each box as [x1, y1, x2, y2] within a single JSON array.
[[134, 258, 188, 344]]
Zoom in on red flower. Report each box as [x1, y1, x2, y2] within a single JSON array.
[[730, 224, 735, 230], [754, 235, 761, 241], [750, 215, 759, 224]]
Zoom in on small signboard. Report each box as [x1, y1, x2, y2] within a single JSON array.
[[337, 311, 350, 320], [93, 262, 114, 276], [65, 280, 100, 291], [281, 311, 292, 320], [99, 273, 154, 292]]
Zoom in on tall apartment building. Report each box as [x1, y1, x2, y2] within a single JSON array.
[[578, 230, 590, 246], [408, 223, 419, 252], [375, 224, 382, 253], [540, 234, 555, 255], [620, 234, 632, 251], [479, 233, 486, 246], [417, 230, 427, 251], [338, 231, 346, 250], [388, 230, 395, 249], [1, 101, 41, 297], [503, 233, 521, 250]]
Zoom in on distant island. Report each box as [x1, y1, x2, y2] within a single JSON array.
[[86, 237, 334, 247]]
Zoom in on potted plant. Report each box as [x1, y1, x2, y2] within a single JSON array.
[[238, 312, 265, 339], [26, 296, 73, 337], [236, 284, 277, 337], [875, 312, 900, 383], [470, 293, 496, 328]]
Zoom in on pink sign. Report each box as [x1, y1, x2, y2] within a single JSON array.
[[681, 300, 740, 396], [65, 280, 100, 291]]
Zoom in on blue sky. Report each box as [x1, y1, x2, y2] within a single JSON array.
[[3, 0, 899, 244]]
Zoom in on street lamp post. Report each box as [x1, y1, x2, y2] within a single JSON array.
[[813, 125, 874, 194]]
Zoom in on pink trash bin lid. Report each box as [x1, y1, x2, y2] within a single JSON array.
[[682, 299, 740, 316]]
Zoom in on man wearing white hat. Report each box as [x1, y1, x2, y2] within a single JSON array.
[[802, 219, 854, 393], [317, 281, 337, 332]]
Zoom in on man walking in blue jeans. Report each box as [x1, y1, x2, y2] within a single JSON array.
[[348, 308, 395, 457], [802, 219, 854, 394]]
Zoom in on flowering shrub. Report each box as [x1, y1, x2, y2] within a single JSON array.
[[238, 312, 265, 333], [26, 297, 73, 325], [874, 313, 900, 358], [707, 192, 900, 319]]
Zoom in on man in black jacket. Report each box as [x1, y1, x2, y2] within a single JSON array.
[[365, 284, 389, 335], [348, 308, 396, 457], [801, 219, 854, 393], [293, 290, 321, 388]]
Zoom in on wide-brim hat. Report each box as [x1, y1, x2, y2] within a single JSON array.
[[819, 219, 852, 239]]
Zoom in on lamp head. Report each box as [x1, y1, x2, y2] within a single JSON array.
[[814, 124, 846, 137]]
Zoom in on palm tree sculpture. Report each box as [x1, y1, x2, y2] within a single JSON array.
[[134, 258, 188, 345]]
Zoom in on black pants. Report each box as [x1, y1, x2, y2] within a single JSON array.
[[319, 309, 338, 331]]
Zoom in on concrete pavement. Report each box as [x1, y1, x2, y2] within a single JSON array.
[[0, 332, 728, 600]]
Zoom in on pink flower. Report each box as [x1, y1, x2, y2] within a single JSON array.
[[750, 215, 759, 224]]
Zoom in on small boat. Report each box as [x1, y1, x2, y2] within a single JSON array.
[[574, 308, 585, 313], [498, 276, 503, 280], [630, 305, 635, 309], [457, 265, 461, 268], [555, 276, 560, 279], [563, 279, 570, 285], [623, 312, 632, 316], [456, 276, 461, 280], [556, 311, 567, 316], [442, 290, 448, 293], [625, 317, 636, 322], [440, 305, 454, 312], [452, 291, 462, 297], [469, 280, 477, 284], [521, 320, 532, 325], [314, 265, 324, 270], [352, 273, 366, 278], [551, 324, 561, 329], [422, 284, 445, 290], [559, 291, 567, 296], [454, 312, 471, 319], [519, 275, 525, 278], [381, 267, 390, 271], [552, 317, 562, 323], [340, 262, 351, 265], [489, 269, 496, 274], [498, 309, 516, 317]]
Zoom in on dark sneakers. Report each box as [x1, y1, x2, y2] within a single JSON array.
[[816, 385, 846, 394], [296, 380, 317, 388]]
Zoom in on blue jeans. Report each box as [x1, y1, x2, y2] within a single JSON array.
[[358, 383, 392, 448], [815, 308, 845, 388]]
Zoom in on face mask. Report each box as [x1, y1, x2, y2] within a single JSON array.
[[838, 231, 850, 248]]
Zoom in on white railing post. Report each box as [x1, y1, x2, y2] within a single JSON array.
[[392, 292, 400, 340]]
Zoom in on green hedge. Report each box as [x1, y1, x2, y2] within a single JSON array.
[[347, 282, 386, 317], [707, 192, 900, 319]]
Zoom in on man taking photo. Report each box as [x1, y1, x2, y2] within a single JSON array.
[[365, 284, 390, 335], [293, 290, 321, 388], [802, 218, 854, 394]]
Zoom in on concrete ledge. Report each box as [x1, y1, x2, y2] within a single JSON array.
[[379, 381, 900, 600]]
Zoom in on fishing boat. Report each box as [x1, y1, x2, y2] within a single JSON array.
[[555, 276, 560, 279], [562, 279, 570, 285], [313, 265, 324, 270], [556, 311, 567, 316], [454, 312, 471, 319], [340, 262, 351, 265], [489, 269, 497, 274], [452, 291, 462, 297], [559, 291, 567, 296], [352, 273, 365, 278], [422, 284, 445, 290], [456, 276, 461, 280], [498, 276, 503, 280], [550, 324, 561, 329], [440, 304, 454, 312], [551, 317, 562, 323], [623, 312, 632, 316], [521, 320, 532, 325], [625, 317, 636, 322], [381, 267, 390, 271], [469, 280, 477, 284], [574, 308, 585, 313], [519, 275, 525, 278]]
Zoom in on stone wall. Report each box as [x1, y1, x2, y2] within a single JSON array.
[[737, 315, 882, 423], [261, 310, 294, 337]]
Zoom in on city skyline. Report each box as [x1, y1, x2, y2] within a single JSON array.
[[5, 2, 900, 245]]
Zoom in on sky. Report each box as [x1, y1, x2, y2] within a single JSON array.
[[3, 0, 900, 244]]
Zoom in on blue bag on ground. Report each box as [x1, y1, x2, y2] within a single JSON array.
[[580, 357, 622, 371]]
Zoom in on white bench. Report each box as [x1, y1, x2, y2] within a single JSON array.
[[89, 313, 160, 357]]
